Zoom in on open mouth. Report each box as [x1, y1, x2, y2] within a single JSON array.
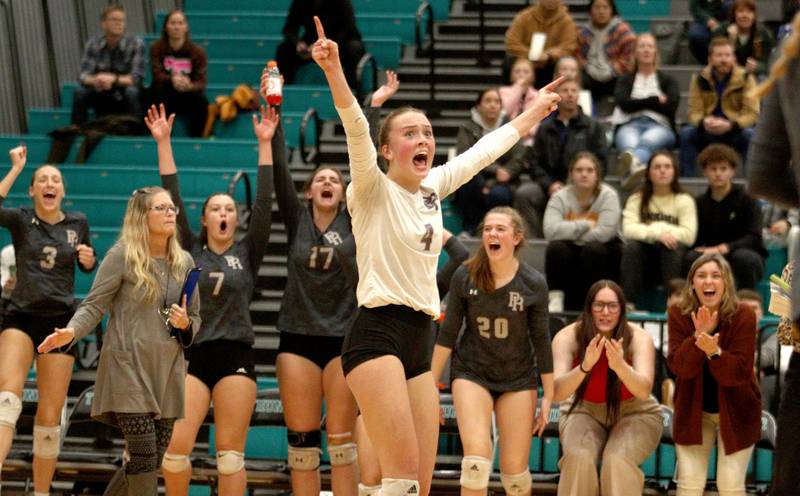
[[413, 152, 428, 169], [321, 190, 333, 200], [43, 192, 56, 200], [702, 289, 716, 298], [220, 220, 228, 233], [488, 241, 501, 253]]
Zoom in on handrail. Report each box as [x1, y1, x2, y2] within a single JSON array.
[[75, 0, 88, 47], [0, 0, 27, 132], [415, 2, 436, 109], [299, 107, 321, 167], [476, 0, 490, 66], [142, 0, 155, 33], [40, 0, 61, 105], [227, 170, 253, 230], [355, 52, 378, 103]]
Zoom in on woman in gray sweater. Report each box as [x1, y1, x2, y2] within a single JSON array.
[[543, 151, 621, 311], [39, 187, 200, 495]]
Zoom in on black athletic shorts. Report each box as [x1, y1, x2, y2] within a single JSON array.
[[186, 339, 256, 391], [2, 310, 75, 356], [341, 304, 434, 380], [277, 331, 345, 370]]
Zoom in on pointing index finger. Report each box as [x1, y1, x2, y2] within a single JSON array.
[[314, 16, 326, 40], [541, 76, 565, 93]]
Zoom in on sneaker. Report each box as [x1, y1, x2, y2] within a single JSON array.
[[616, 150, 635, 177], [621, 154, 647, 191], [548, 290, 565, 314]]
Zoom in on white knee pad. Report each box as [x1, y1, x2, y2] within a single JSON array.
[[460, 455, 492, 490], [0, 391, 22, 429], [358, 483, 381, 496], [287, 446, 320, 471], [500, 470, 532, 496], [161, 452, 191, 473], [327, 431, 357, 467], [216, 450, 245, 475], [33, 425, 61, 459], [380, 478, 419, 496]]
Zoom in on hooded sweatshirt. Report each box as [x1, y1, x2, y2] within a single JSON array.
[[505, 4, 578, 61]]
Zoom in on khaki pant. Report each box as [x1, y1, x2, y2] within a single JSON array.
[[675, 412, 754, 496], [557, 396, 663, 496]]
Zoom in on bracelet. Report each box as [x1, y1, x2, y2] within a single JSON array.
[[114, 74, 120, 86], [579, 361, 590, 374]]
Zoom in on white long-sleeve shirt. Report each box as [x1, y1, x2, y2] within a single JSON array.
[[340, 102, 520, 317]]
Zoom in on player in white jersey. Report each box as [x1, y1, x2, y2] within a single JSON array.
[[310, 16, 562, 496]]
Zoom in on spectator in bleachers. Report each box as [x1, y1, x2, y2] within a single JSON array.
[[612, 33, 680, 191], [688, 0, 734, 65], [668, 253, 761, 496], [71, 4, 144, 127], [499, 58, 540, 146], [684, 144, 766, 290], [453, 88, 527, 235], [679, 37, 759, 177], [621, 151, 697, 311], [0, 244, 15, 302], [777, 1, 800, 41], [504, 0, 577, 87], [40, 184, 200, 495], [0, 147, 96, 496], [432, 207, 553, 496], [543, 152, 621, 311], [276, 0, 365, 87], [555, 56, 593, 115], [552, 280, 662, 496], [575, 0, 636, 101], [712, 0, 775, 79], [747, 13, 800, 492], [149, 10, 209, 138], [514, 77, 608, 237]]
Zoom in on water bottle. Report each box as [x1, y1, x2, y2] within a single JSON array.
[[266, 60, 282, 106]]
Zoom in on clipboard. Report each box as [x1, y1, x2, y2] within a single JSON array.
[[180, 267, 202, 305]]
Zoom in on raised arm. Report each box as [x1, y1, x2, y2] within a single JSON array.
[[245, 105, 277, 272], [312, 16, 356, 111], [0, 147, 27, 232], [146, 104, 195, 251]]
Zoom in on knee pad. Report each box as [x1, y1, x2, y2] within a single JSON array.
[[500, 470, 532, 496], [33, 424, 61, 459], [0, 391, 22, 429], [327, 431, 357, 467], [287, 429, 321, 471], [161, 452, 191, 473], [380, 478, 420, 496], [358, 483, 381, 496], [460, 455, 492, 490], [216, 450, 245, 475]]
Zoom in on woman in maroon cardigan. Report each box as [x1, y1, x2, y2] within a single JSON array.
[[667, 252, 761, 495]]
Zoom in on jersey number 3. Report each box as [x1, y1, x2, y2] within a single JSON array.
[[41, 246, 57, 270], [477, 317, 509, 339]]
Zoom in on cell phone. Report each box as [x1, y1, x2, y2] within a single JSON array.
[[180, 267, 202, 305]]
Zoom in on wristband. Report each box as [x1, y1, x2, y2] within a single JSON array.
[[579, 361, 591, 374]]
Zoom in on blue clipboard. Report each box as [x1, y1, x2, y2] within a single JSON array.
[[180, 267, 202, 305]]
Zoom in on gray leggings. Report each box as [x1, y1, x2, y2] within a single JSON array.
[[115, 413, 175, 474]]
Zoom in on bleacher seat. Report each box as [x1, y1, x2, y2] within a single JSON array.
[[183, 0, 450, 21]]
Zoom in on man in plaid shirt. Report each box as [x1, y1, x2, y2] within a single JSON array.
[[71, 4, 144, 127]]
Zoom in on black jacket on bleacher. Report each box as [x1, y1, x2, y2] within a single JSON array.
[[526, 110, 608, 192], [614, 70, 680, 131], [694, 184, 767, 258]]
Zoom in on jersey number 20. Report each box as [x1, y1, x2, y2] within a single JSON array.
[[477, 317, 509, 339]]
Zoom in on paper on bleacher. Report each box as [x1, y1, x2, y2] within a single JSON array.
[[528, 33, 546, 61]]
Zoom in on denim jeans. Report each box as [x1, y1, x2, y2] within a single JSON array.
[[615, 116, 676, 164]]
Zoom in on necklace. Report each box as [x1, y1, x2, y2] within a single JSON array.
[[157, 263, 171, 330]]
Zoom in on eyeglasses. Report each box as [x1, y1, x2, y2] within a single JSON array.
[[591, 301, 621, 313], [151, 204, 179, 215]]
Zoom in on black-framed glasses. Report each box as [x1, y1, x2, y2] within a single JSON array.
[[591, 301, 621, 313]]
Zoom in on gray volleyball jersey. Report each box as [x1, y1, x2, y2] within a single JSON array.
[[273, 122, 356, 337], [0, 199, 92, 315], [161, 166, 273, 345], [438, 263, 553, 391]]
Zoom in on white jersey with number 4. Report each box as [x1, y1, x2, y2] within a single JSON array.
[[339, 102, 520, 318]]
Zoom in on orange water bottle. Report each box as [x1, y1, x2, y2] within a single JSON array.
[[266, 60, 282, 106]]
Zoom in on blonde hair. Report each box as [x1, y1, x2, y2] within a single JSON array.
[[633, 32, 661, 72], [754, 11, 800, 97], [678, 253, 739, 323], [466, 207, 526, 294], [120, 187, 191, 304]]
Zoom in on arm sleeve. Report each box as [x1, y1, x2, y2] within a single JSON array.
[[528, 273, 553, 374], [150, 43, 169, 82], [746, 82, 799, 207], [621, 193, 655, 242], [0, 196, 25, 238], [78, 40, 97, 83], [504, 12, 531, 58], [687, 75, 705, 127], [735, 74, 760, 129], [191, 45, 208, 91], [129, 37, 146, 86], [499, 141, 527, 181], [244, 166, 274, 273], [580, 186, 621, 243], [727, 194, 763, 253], [542, 193, 590, 241], [364, 105, 381, 149], [615, 75, 661, 114], [666, 306, 708, 379], [546, 17, 578, 61], [667, 194, 698, 246], [433, 124, 521, 199], [437, 268, 467, 348], [436, 236, 470, 298], [270, 120, 302, 244], [160, 174, 196, 252], [68, 244, 125, 342], [338, 102, 384, 206], [709, 309, 757, 386], [610, 23, 636, 76]]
